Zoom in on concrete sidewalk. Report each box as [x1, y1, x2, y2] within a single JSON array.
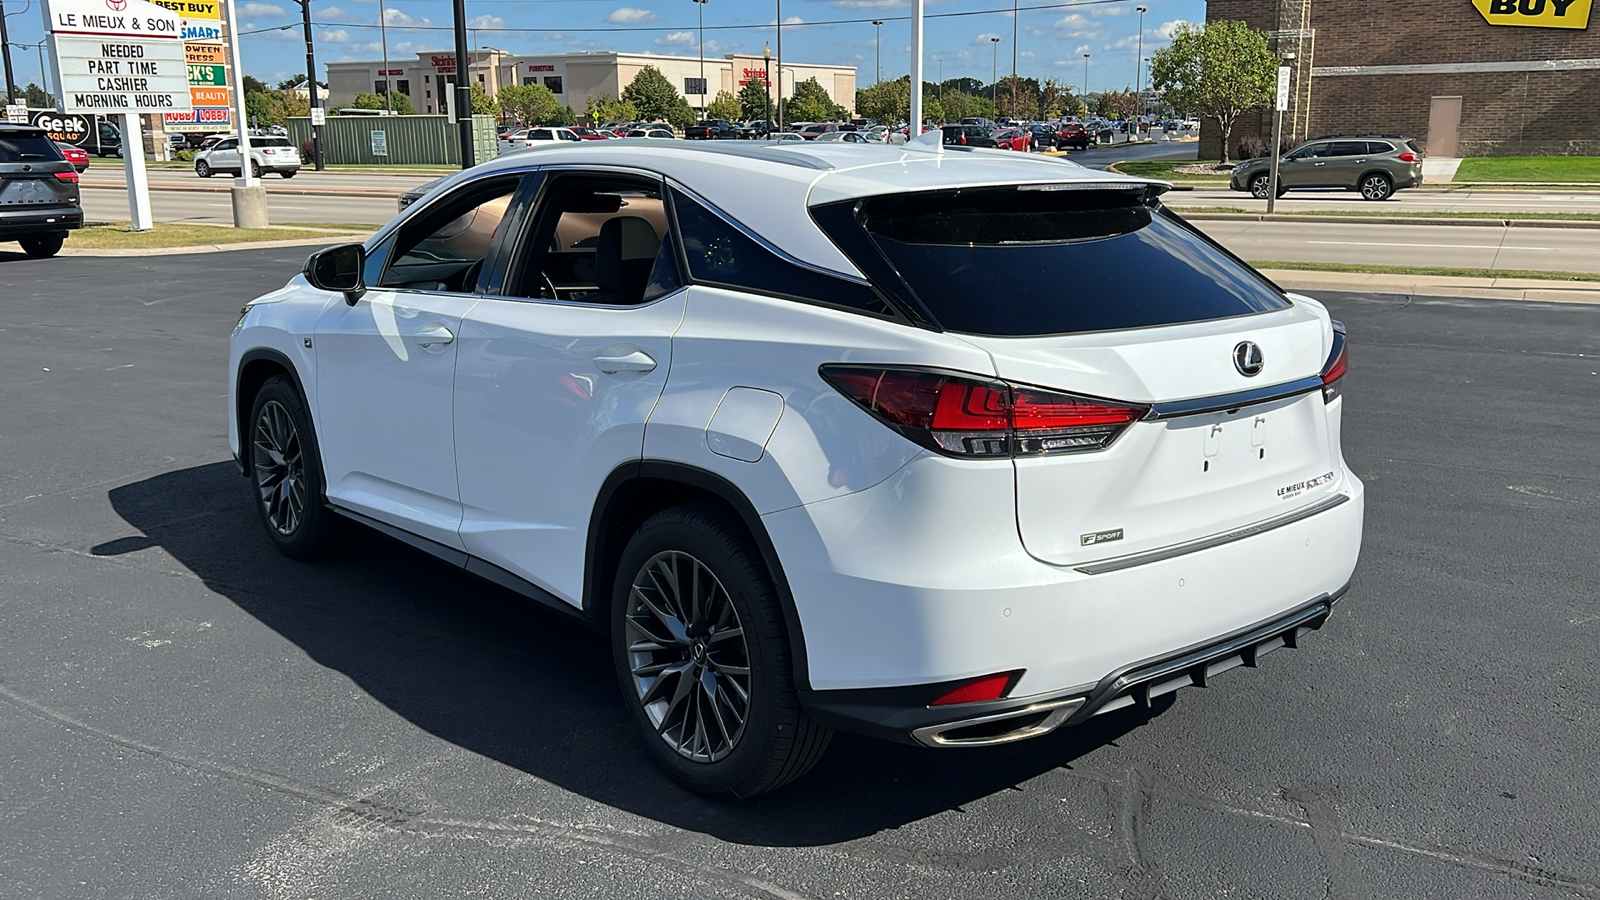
[[1262, 268, 1600, 303]]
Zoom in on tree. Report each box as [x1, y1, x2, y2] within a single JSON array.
[[855, 80, 904, 124], [1149, 19, 1276, 163], [941, 77, 984, 96], [585, 94, 638, 125], [469, 83, 496, 115], [498, 83, 559, 125], [940, 89, 996, 124], [737, 78, 769, 120], [350, 91, 415, 114], [784, 77, 846, 122], [23, 83, 53, 108], [706, 90, 741, 121], [1038, 78, 1074, 119], [994, 75, 1039, 120], [551, 105, 578, 127], [622, 66, 684, 122], [663, 98, 697, 130], [242, 74, 270, 95]]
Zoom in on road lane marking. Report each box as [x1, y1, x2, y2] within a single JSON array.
[[1305, 240, 1556, 250]]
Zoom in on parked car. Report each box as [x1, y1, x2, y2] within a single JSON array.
[[231, 140, 1362, 798], [499, 128, 583, 154], [55, 142, 90, 172], [762, 132, 805, 142], [990, 128, 1032, 152], [396, 175, 448, 213], [0, 124, 82, 258], [1054, 122, 1092, 150], [1230, 134, 1424, 201], [194, 135, 302, 178], [1028, 124, 1057, 151], [798, 123, 840, 140], [569, 127, 612, 141], [626, 128, 677, 139], [813, 131, 869, 143], [685, 119, 740, 140], [940, 124, 998, 148]]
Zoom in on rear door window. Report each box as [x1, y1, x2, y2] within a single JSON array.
[[812, 186, 1289, 337], [1331, 141, 1368, 157], [0, 133, 61, 162], [1366, 141, 1395, 155]]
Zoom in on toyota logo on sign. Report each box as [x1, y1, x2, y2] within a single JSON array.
[[107, 0, 127, 10]]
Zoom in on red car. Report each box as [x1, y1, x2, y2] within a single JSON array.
[[56, 142, 90, 172], [1054, 123, 1092, 151], [990, 129, 1031, 152], [569, 127, 611, 140]]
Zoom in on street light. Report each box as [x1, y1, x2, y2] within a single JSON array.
[[291, 0, 325, 170], [775, 0, 783, 133], [693, 0, 708, 117], [1011, 0, 1018, 115], [762, 41, 772, 129], [990, 36, 999, 114], [1134, 6, 1146, 138], [1082, 52, 1090, 115], [872, 20, 883, 85]]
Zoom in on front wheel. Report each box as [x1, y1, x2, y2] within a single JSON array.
[[1360, 173, 1394, 201], [248, 375, 344, 559], [613, 503, 831, 798], [195, 160, 212, 178], [19, 232, 65, 258]]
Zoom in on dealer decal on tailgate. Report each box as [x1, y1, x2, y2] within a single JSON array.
[[1278, 471, 1335, 501]]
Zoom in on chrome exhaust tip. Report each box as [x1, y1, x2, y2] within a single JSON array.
[[910, 696, 1086, 748]]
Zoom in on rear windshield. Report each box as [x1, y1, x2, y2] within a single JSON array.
[[256, 137, 293, 148], [816, 186, 1290, 337], [0, 133, 63, 163]]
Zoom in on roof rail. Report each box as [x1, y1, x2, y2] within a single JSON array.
[[1306, 133, 1407, 140]]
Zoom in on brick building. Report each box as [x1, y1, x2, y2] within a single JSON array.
[[1203, 0, 1600, 157]]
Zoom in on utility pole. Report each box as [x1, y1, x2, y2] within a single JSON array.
[[1011, 0, 1017, 115], [295, 0, 325, 170], [990, 36, 999, 114], [872, 20, 882, 85], [0, 0, 16, 104], [908, 0, 922, 134], [775, 0, 782, 133], [1134, 6, 1146, 139], [379, 2, 391, 112], [693, 0, 707, 117], [452, 0, 474, 167], [763, 42, 772, 128], [1082, 52, 1090, 112]]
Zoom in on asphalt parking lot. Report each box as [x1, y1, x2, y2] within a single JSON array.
[[1, 247, 1597, 899]]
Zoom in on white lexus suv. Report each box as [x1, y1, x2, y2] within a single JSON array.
[[230, 136, 1363, 797]]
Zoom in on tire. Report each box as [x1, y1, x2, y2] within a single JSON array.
[[195, 160, 212, 178], [1359, 172, 1394, 201], [247, 375, 345, 559], [612, 503, 831, 798], [279, 170, 297, 179], [250, 160, 262, 179], [1249, 173, 1273, 200], [19, 232, 65, 258]]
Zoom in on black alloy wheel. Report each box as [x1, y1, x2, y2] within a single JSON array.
[[248, 375, 343, 559], [612, 503, 831, 797]]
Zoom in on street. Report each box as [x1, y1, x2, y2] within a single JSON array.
[[1, 247, 1596, 899]]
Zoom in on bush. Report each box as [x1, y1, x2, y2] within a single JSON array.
[[1237, 134, 1265, 159], [300, 139, 315, 159], [174, 149, 194, 161]]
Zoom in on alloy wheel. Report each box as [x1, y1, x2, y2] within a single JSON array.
[[624, 550, 752, 763], [1361, 175, 1391, 200], [1251, 174, 1271, 199], [252, 400, 306, 536]]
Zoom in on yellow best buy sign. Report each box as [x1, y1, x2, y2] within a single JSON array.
[[1472, 0, 1592, 28]]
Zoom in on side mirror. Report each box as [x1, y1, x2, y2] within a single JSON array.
[[304, 242, 367, 305]]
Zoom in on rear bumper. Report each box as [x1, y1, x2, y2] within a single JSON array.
[[0, 206, 83, 236], [802, 587, 1344, 746]]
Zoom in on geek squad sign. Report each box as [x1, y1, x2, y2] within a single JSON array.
[[1471, 0, 1592, 29]]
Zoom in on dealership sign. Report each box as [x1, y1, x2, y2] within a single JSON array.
[[45, 0, 194, 114], [1471, 0, 1592, 28]]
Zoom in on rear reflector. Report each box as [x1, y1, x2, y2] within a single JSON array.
[[1321, 326, 1348, 403], [54, 171, 79, 183], [929, 671, 1023, 706], [821, 365, 1147, 459]]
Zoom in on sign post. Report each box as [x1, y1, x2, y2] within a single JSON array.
[[1267, 64, 1291, 215], [43, 0, 192, 231], [221, 0, 265, 227]]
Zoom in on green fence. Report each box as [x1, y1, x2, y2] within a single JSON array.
[[286, 114, 498, 166]]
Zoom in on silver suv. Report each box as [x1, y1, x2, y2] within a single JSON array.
[[1230, 134, 1423, 201]]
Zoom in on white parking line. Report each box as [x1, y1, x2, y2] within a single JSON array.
[[1305, 240, 1556, 250]]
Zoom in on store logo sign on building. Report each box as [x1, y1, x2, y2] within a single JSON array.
[[1471, 0, 1591, 28]]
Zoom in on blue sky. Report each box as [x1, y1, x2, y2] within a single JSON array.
[[6, 0, 1201, 94]]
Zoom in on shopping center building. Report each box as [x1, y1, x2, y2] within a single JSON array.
[[1204, 0, 1599, 156], [326, 50, 856, 119]]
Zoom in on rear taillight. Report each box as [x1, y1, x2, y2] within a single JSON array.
[[1321, 325, 1348, 403], [1397, 151, 1419, 163], [821, 365, 1147, 459], [55, 171, 79, 183]]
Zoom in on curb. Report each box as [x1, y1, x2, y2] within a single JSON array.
[[60, 233, 370, 257], [1176, 212, 1600, 229], [82, 182, 402, 199], [1258, 269, 1600, 304]]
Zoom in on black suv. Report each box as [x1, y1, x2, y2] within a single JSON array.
[[940, 124, 998, 148], [1230, 134, 1424, 201], [1, 124, 83, 258], [685, 119, 740, 140]]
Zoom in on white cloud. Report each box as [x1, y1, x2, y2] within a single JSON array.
[[1090, 5, 1130, 15], [833, 0, 906, 7], [607, 7, 658, 23], [1157, 19, 1192, 38], [972, 32, 1001, 45], [655, 31, 696, 47], [320, 28, 353, 42], [241, 2, 285, 16], [383, 8, 431, 27], [467, 14, 503, 28]]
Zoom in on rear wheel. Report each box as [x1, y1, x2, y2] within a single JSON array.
[[279, 170, 297, 179], [612, 503, 831, 798], [19, 233, 65, 258], [1359, 172, 1393, 201], [248, 375, 344, 559], [250, 160, 262, 179]]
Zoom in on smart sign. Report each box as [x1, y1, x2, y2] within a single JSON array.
[[1471, 0, 1591, 28]]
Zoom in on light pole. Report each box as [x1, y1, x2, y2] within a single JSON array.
[[1082, 52, 1090, 113], [379, 3, 391, 112], [775, 0, 782, 134], [990, 36, 999, 115], [292, 0, 325, 170], [1011, 0, 1018, 115], [1134, 6, 1146, 138], [763, 41, 772, 128], [872, 20, 883, 84], [1, 0, 17, 104], [693, 0, 708, 117]]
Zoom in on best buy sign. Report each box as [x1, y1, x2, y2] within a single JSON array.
[[1472, 0, 1591, 28]]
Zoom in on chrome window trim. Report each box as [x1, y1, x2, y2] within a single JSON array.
[[1145, 375, 1325, 420]]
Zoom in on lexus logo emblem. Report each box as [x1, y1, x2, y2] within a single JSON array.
[[1233, 341, 1265, 377]]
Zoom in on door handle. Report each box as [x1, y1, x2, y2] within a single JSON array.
[[593, 350, 657, 374], [1313, 161, 1326, 166], [411, 324, 455, 347]]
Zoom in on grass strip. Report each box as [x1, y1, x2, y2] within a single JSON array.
[[68, 223, 365, 249], [1249, 260, 1600, 283], [280, 222, 383, 232], [1172, 207, 1600, 222], [1453, 156, 1600, 184], [1110, 159, 1232, 181]]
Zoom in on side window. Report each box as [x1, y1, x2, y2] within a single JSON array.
[[670, 188, 894, 317], [379, 176, 520, 293], [1367, 141, 1395, 155], [531, 129, 551, 141], [1331, 141, 1367, 157], [215, 139, 236, 151], [508, 173, 672, 306]]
